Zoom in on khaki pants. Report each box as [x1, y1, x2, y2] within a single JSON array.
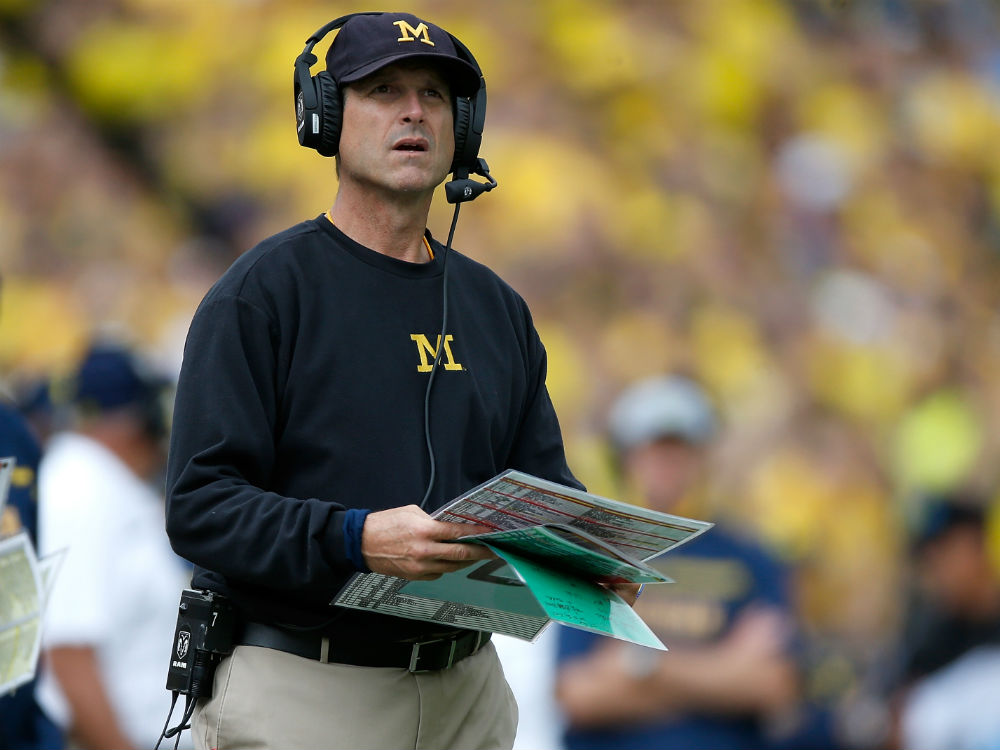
[[190, 641, 518, 750]]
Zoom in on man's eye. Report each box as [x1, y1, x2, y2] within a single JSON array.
[[424, 88, 444, 99]]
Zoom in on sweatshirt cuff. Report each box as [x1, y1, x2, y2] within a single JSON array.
[[343, 508, 372, 572]]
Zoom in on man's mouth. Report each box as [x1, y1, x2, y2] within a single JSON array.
[[393, 138, 428, 152]]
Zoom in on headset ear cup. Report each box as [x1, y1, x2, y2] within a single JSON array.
[[451, 96, 477, 173], [313, 71, 342, 157]]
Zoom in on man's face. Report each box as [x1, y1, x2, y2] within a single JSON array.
[[338, 62, 455, 197], [623, 436, 705, 513], [918, 525, 990, 614]]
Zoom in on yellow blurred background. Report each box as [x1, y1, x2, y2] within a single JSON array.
[[3, 0, 1000, 715]]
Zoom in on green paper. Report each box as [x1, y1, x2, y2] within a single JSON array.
[[400, 559, 546, 618], [460, 525, 673, 584], [487, 544, 667, 650]]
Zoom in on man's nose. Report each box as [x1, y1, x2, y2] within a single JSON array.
[[400, 90, 426, 122]]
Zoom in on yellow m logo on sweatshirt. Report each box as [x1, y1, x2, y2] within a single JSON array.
[[410, 334, 463, 372]]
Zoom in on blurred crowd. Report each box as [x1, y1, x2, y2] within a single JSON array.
[[2, 0, 1000, 748]]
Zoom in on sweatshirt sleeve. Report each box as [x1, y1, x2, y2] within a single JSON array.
[[505, 306, 585, 492], [165, 294, 357, 606]]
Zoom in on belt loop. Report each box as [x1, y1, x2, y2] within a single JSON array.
[[320, 636, 330, 664], [474, 631, 483, 651]]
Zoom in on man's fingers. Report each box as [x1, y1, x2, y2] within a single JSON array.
[[601, 582, 642, 607], [409, 554, 491, 580], [433, 521, 496, 540], [428, 539, 495, 562], [361, 507, 499, 579]]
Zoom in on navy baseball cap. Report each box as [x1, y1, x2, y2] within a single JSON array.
[[72, 343, 160, 413], [325, 12, 481, 97], [910, 493, 986, 553]]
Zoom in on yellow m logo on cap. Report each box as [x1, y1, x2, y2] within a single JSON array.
[[394, 20, 435, 46]]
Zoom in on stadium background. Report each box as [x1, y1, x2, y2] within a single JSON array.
[[2, 0, 1000, 728]]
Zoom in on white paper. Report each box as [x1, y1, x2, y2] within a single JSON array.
[[0, 532, 44, 695]]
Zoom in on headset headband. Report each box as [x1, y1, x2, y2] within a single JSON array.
[[293, 11, 494, 199]]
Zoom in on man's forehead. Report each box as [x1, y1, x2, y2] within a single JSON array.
[[349, 60, 452, 90]]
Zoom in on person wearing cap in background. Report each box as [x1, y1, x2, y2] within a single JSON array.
[[165, 11, 602, 750], [556, 374, 802, 750], [876, 493, 1000, 749], [35, 340, 190, 749]]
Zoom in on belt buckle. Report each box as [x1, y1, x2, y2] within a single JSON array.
[[408, 636, 457, 673]]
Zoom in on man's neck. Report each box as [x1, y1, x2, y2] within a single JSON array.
[[329, 186, 434, 263]]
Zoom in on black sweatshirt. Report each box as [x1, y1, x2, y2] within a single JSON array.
[[165, 216, 581, 641]]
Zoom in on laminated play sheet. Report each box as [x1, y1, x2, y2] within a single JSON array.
[[333, 471, 712, 648]]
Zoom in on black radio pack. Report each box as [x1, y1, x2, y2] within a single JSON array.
[[165, 589, 237, 698]]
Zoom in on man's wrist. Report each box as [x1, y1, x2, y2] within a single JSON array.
[[343, 508, 372, 571]]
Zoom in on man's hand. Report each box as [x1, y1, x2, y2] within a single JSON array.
[[362, 504, 495, 580], [603, 582, 643, 607]]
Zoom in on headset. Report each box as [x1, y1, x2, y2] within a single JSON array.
[[293, 11, 496, 202]]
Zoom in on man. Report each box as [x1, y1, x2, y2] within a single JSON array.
[[36, 341, 189, 749], [165, 12, 611, 750], [886, 496, 1000, 749], [556, 375, 801, 750]]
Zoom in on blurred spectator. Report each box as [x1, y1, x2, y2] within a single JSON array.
[[0, 274, 64, 750], [0, 400, 63, 749], [12, 378, 59, 448], [898, 647, 1000, 750], [35, 340, 189, 749], [555, 374, 804, 750], [883, 494, 1000, 749]]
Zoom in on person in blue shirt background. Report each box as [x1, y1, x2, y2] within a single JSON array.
[[556, 374, 803, 750], [0, 396, 64, 750]]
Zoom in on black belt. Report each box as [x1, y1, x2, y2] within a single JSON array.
[[238, 622, 491, 673]]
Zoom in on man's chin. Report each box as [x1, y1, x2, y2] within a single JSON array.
[[343, 167, 448, 198], [390, 163, 451, 192], [394, 180, 440, 194]]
